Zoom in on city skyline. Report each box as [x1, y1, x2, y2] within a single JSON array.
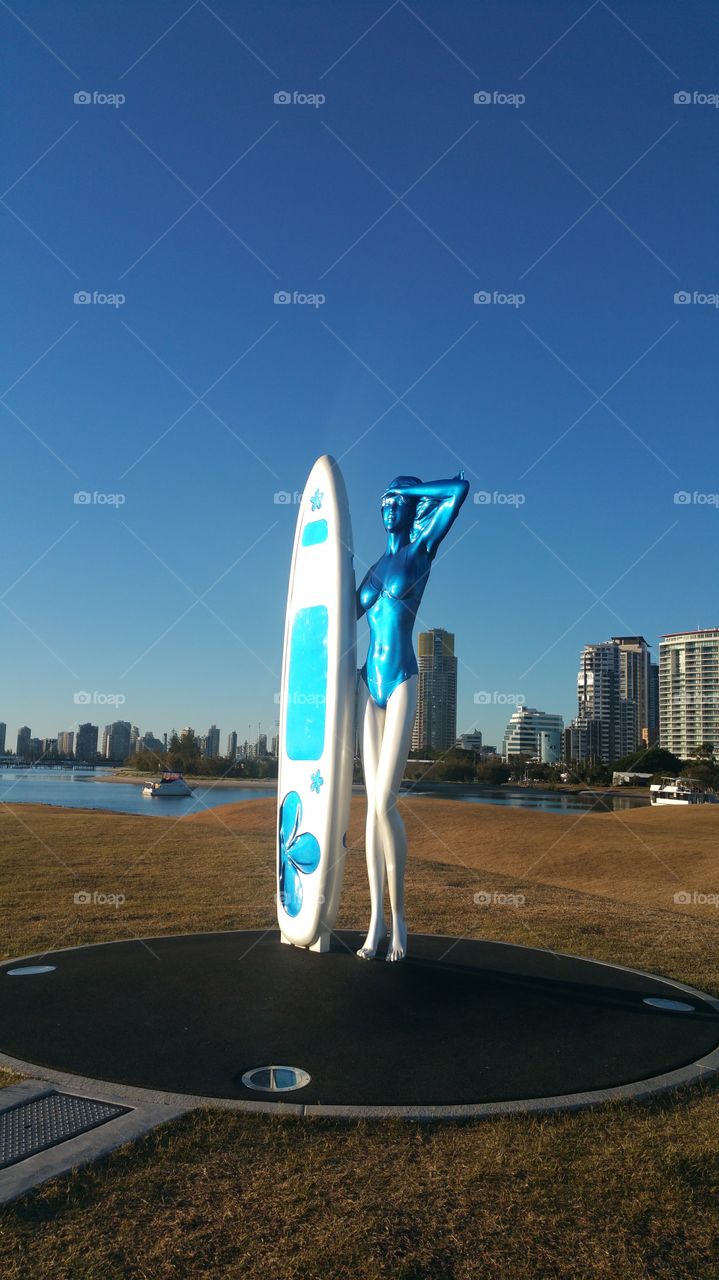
[[3, 620, 715, 763], [2, 4, 718, 752]]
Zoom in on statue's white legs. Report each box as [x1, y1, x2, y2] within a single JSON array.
[[357, 674, 418, 961]]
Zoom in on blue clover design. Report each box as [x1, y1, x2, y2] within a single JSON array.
[[278, 791, 320, 917], [310, 488, 324, 511], [310, 770, 324, 794]]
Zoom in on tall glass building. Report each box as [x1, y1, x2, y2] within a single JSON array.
[[611, 636, 653, 749], [411, 629, 458, 752], [567, 641, 637, 764]]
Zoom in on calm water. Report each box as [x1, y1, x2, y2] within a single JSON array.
[[0, 769, 272, 817], [0, 769, 644, 815], [407, 786, 645, 812]]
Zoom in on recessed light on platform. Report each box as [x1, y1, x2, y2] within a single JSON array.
[[643, 997, 695, 1012], [241, 1065, 311, 1092], [6, 965, 57, 976]]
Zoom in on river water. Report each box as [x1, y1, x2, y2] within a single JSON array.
[[0, 769, 645, 816], [0, 769, 271, 818]]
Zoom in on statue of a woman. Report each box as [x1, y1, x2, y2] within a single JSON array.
[[356, 472, 470, 961]]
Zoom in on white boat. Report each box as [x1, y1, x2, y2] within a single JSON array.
[[142, 772, 193, 798], [649, 777, 718, 806]]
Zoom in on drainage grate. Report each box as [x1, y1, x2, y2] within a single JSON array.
[[0, 1092, 131, 1169]]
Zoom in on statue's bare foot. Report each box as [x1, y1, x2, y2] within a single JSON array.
[[386, 916, 407, 962], [357, 919, 386, 959]]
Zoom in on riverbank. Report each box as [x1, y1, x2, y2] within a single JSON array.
[[92, 770, 277, 788], [97, 770, 651, 806]]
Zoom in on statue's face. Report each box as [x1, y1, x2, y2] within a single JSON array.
[[381, 493, 412, 533]]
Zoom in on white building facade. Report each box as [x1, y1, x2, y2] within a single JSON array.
[[659, 629, 719, 758], [502, 707, 564, 762]]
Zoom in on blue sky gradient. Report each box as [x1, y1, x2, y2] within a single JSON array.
[[2, 0, 718, 748]]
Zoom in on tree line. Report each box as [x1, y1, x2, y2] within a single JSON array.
[[128, 729, 278, 779]]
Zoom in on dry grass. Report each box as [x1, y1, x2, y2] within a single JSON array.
[[0, 797, 718, 1279]]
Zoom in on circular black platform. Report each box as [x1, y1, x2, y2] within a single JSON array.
[[1, 931, 718, 1118]]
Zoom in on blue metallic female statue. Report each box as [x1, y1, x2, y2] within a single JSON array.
[[356, 471, 470, 961]]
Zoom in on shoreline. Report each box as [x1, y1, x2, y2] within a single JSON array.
[[96, 770, 651, 799], [91, 772, 277, 789]]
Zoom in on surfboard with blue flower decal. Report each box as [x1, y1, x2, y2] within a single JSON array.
[[277, 455, 356, 950]]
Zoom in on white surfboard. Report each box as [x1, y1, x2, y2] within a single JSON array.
[[276, 455, 356, 950]]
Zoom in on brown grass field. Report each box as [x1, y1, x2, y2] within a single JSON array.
[[1, 795, 718, 1279]]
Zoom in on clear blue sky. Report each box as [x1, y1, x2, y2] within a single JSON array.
[[2, 0, 717, 749]]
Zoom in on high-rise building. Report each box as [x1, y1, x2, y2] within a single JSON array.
[[57, 731, 75, 757], [16, 726, 31, 759], [138, 732, 164, 755], [107, 721, 132, 761], [102, 725, 111, 757], [257, 733, 267, 757], [130, 726, 139, 757], [227, 731, 237, 759], [612, 636, 652, 750], [502, 708, 564, 762], [76, 723, 99, 762], [456, 730, 483, 752], [0, 722, 6, 754], [659, 629, 719, 759], [567, 641, 636, 763], [648, 662, 659, 744], [564, 719, 602, 763], [411, 629, 458, 752], [205, 725, 220, 759]]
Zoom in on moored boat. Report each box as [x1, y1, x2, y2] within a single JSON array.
[[649, 777, 718, 806], [142, 772, 193, 798]]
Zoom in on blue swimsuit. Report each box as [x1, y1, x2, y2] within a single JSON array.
[[358, 545, 429, 709]]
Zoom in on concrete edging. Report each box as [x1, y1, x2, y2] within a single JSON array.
[[0, 1078, 190, 1205]]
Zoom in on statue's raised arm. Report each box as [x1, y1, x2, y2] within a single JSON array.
[[385, 471, 470, 561]]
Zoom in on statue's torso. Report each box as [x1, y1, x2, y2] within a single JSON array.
[[359, 545, 429, 708]]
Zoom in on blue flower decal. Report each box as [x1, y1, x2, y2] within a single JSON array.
[[278, 791, 320, 917], [310, 770, 324, 794], [310, 488, 324, 511]]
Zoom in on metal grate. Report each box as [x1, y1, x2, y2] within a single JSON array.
[[0, 1092, 130, 1169]]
